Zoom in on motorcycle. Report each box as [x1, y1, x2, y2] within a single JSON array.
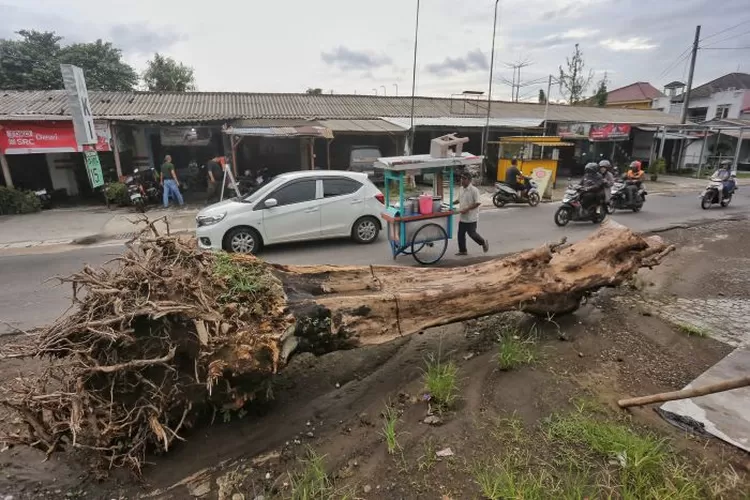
[[607, 179, 646, 214], [554, 184, 607, 227], [492, 177, 541, 208], [34, 188, 52, 210], [700, 171, 737, 209], [124, 174, 146, 213], [134, 168, 161, 205]]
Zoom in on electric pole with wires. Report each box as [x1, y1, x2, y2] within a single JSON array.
[[681, 25, 701, 124]]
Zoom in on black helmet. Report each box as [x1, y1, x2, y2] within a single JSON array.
[[584, 162, 599, 174]]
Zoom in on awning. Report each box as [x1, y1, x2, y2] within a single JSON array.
[[223, 125, 333, 139], [318, 119, 407, 133]]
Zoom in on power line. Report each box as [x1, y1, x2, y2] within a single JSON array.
[[701, 27, 750, 48], [701, 46, 750, 50], [700, 19, 750, 42], [656, 46, 692, 80]]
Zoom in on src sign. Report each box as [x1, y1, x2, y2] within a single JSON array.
[[0, 121, 112, 155]]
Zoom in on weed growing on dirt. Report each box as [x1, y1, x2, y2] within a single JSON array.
[[471, 454, 549, 500], [675, 322, 709, 337], [422, 354, 459, 409], [544, 409, 711, 499], [381, 404, 401, 455], [288, 448, 352, 500], [417, 437, 438, 472], [213, 252, 283, 307], [496, 326, 537, 370]]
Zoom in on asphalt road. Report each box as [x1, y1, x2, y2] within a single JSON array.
[[0, 190, 746, 333]]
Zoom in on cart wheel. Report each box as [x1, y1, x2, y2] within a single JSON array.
[[411, 223, 448, 265]]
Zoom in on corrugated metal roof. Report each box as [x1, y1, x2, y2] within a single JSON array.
[[318, 119, 407, 133], [225, 125, 334, 139], [381, 117, 542, 129], [0, 90, 682, 125]]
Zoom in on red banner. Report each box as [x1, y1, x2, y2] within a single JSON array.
[[0, 121, 111, 155], [589, 123, 631, 141]]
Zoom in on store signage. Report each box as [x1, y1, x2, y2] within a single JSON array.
[[558, 123, 632, 141], [84, 149, 105, 188], [0, 121, 112, 155], [61, 64, 97, 145], [590, 123, 631, 141]]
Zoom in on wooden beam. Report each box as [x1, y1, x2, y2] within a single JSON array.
[[0, 152, 13, 188]]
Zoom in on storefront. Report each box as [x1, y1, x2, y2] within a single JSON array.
[[557, 122, 634, 174], [0, 120, 113, 198]]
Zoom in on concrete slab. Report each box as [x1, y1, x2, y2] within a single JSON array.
[[659, 347, 750, 453]]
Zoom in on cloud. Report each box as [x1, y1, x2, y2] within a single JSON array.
[[107, 24, 186, 55], [321, 46, 392, 71], [601, 37, 658, 51], [425, 49, 489, 76], [530, 28, 600, 48]]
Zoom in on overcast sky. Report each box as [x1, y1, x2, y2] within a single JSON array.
[[2, 0, 749, 100]]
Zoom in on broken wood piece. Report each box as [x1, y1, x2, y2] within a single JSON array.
[[617, 375, 750, 408]]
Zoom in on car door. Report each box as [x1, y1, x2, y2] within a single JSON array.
[[259, 178, 321, 243], [320, 176, 365, 237]]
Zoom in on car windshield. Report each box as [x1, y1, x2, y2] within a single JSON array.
[[241, 176, 278, 203]]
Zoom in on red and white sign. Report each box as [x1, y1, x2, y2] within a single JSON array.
[[0, 121, 112, 155]]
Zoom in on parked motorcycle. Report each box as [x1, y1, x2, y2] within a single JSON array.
[[607, 179, 646, 214], [134, 168, 161, 205], [492, 177, 541, 208], [700, 171, 737, 209], [34, 188, 52, 210], [554, 184, 606, 227], [124, 175, 146, 213]]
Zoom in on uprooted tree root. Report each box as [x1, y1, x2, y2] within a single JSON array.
[[0, 218, 673, 475], [0, 219, 291, 473]]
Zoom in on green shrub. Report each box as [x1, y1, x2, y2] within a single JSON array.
[[648, 158, 666, 180], [0, 187, 42, 215], [105, 182, 129, 206]]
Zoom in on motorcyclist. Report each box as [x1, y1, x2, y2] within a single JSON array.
[[598, 159, 615, 204], [504, 158, 528, 197], [715, 160, 735, 205], [580, 162, 606, 214], [625, 161, 644, 204]]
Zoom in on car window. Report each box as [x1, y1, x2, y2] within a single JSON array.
[[323, 178, 362, 198], [267, 179, 317, 207], [350, 148, 380, 162]]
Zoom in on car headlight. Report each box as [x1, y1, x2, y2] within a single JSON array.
[[196, 212, 227, 227]]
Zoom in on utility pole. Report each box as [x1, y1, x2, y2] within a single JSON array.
[[408, 0, 421, 155], [680, 25, 701, 124], [504, 59, 533, 102], [481, 0, 501, 176]]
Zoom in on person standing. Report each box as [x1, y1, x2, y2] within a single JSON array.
[[453, 172, 489, 256], [160, 154, 184, 208], [205, 156, 222, 204]]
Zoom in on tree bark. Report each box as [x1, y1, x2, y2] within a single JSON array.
[[259, 220, 673, 366]]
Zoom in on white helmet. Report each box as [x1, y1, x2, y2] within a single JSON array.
[[598, 159, 611, 169]]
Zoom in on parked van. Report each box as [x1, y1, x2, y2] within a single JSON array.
[[349, 146, 383, 183]]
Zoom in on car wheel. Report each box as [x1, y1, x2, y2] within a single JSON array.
[[224, 227, 262, 254], [352, 216, 380, 244]]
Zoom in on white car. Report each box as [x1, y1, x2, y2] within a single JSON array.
[[195, 170, 385, 254]]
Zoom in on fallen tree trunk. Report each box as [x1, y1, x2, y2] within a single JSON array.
[[0, 219, 672, 472]]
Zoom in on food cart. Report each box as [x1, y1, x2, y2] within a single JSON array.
[[491, 136, 574, 188], [376, 136, 483, 265]]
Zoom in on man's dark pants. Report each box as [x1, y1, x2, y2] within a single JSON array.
[[458, 221, 486, 253]]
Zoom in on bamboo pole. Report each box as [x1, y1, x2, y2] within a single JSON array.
[[618, 375, 750, 408]]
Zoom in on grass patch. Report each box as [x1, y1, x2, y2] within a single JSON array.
[[213, 252, 283, 308], [675, 322, 709, 338], [496, 326, 537, 370], [422, 354, 459, 409], [288, 448, 352, 500], [544, 410, 712, 499], [471, 454, 550, 500], [381, 404, 400, 455]]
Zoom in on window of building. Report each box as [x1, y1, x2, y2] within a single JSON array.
[[715, 104, 730, 120]]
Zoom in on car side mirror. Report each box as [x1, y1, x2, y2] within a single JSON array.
[[264, 198, 278, 208]]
